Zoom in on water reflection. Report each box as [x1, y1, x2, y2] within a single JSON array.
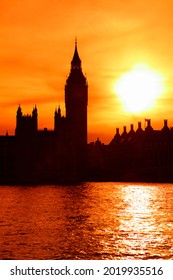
[[104, 183, 173, 259], [0, 183, 172, 259], [86, 183, 173, 259]]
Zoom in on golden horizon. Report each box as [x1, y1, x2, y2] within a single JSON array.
[[0, 1, 173, 143]]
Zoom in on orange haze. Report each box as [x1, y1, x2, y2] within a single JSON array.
[[0, 1, 173, 143]]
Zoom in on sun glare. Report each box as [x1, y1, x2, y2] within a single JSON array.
[[114, 65, 165, 113]]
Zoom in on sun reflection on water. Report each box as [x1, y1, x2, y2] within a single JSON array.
[[116, 184, 173, 259], [0, 183, 172, 259]]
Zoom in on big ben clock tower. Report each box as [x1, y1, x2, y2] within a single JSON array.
[[65, 40, 88, 177]]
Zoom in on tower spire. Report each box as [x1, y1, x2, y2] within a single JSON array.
[[71, 38, 81, 70]]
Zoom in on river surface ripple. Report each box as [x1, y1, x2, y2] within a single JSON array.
[[0, 182, 173, 259]]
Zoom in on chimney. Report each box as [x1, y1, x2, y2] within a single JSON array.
[[164, 119, 168, 127], [116, 128, 119, 135], [138, 122, 141, 129], [130, 124, 134, 131], [147, 119, 151, 127]]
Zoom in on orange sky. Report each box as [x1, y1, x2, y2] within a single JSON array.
[[0, 0, 173, 143]]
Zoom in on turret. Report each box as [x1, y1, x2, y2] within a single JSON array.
[[32, 105, 38, 131], [16, 105, 22, 122], [58, 106, 61, 116], [17, 104, 22, 116], [16, 105, 22, 135], [54, 106, 63, 134]]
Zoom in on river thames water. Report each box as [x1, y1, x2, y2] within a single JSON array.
[[0, 182, 173, 260]]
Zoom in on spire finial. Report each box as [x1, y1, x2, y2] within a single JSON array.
[[75, 36, 77, 47]]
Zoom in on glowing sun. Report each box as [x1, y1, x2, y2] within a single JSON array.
[[115, 65, 164, 113]]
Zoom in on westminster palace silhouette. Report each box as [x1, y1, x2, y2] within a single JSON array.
[[1, 42, 173, 184]]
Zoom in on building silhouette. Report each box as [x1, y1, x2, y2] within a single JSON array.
[[88, 119, 173, 182], [1, 42, 173, 184], [0, 41, 88, 184]]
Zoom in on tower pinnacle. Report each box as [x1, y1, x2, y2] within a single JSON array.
[[71, 39, 81, 70]]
